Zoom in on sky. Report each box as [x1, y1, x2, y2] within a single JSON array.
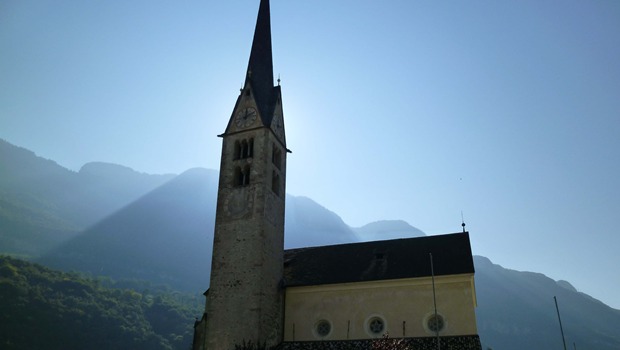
[[1, 1, 619, 309]]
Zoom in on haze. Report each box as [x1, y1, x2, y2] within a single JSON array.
[[1, 1, 619, 310]]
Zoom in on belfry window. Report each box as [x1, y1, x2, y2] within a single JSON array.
[[241, 140, 249, 159], [248, 138, 254, 158], [234, 138, 254, 160], [234, 166, 251, 187], [234, 141, 241, 160], [272, 171, 280, 195], [272, 144, 282, 170]]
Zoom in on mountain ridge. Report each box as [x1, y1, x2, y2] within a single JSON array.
[[0, 139, 175, 256], [2, 139, 619, 349]]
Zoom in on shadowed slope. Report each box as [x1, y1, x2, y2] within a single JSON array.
[[40, 168, 218, 291]]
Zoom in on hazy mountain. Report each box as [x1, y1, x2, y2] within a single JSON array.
[[353, 220, 425, 241], [0, 139, 174, 257], [74, 161, 176, 226], [475, 256, 620, 350], [41, 190, 357, 291], [285, 195, 359, 248], [3, 140, 620, 349], [0, 140, 174, 227], [1, 140, 80, 256], [40, 167, 219, 291]]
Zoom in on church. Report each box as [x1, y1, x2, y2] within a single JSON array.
[[193, 1, 481, 349]]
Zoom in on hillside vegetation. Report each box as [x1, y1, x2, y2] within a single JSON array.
[[0, 256, 202, 350]]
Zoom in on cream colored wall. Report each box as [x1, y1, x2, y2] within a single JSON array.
[[283, 274, 477, 341]]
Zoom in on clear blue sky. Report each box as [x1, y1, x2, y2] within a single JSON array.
[[2, 1, 619, 309]]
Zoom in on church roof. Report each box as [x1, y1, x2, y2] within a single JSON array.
[[283, 232, 475, 287]]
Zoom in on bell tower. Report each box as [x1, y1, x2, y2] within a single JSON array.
[[204, 0, 288, 349]]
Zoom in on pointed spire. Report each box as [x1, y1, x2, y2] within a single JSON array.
[[245, 0, 275, 124], [247, 0, 273, 85]]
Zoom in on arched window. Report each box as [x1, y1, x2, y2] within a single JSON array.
[[243, 165, 251, 186], [234, 167, 243, 187], [272, 144, 282, 170], [234, 138, 254, 160], [241, 140, 249, 159], [248, 138, 254, 158], [272, 171, 280, 195], [234, 141, 241, 160], [233, 166, 251, 187]]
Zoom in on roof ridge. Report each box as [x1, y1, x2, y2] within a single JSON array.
[[284, 232, 469, 253]]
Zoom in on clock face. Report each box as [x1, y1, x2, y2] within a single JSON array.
[[235, 107, 257, 129]]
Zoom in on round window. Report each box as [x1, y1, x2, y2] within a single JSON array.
[[427, 314, 445, 332], [315, 320, 331, 337], [368, 317, 385, 335]]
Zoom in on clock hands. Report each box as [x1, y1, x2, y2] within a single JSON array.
[[244, 108, 256, 121], [243, 109, 252, 121], [236, 107, 257, 128]]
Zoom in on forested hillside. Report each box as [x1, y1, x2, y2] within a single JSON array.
[[0, 256, 202, 350]]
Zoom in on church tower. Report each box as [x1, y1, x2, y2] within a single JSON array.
[[204, 0, 287, 349]]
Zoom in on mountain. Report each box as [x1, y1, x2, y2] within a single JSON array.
[[74, 161, 176, 226], [40, 167, 219, 291], [285, 195, 359, 248], [353, 220, 425, 241], [40, 189, 357, 291], [1, 140, 80, 256], [2, 140, 620, 349], [475, 256, 620, 350], [0, 139, 174, 257]]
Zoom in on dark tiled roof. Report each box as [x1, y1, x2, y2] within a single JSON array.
[[283, 232, 474, 287]]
